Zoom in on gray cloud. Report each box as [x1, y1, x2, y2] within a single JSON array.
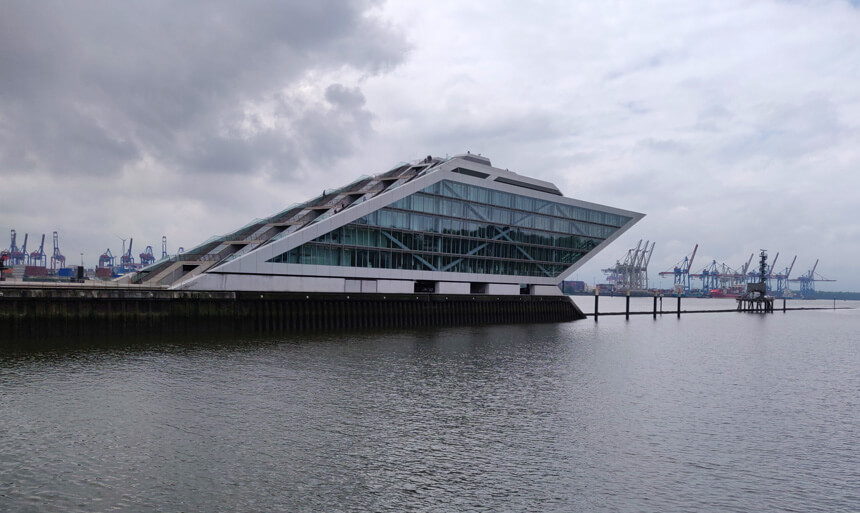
[[0, 0, 405, 180], [0, 0, 407, 259]]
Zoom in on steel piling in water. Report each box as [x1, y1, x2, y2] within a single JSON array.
[[0, 285, 585, 342]]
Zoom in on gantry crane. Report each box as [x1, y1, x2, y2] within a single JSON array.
[[50, 231, 66, 270], [19, 233, 29, 265], [658, 243, 698, 294], [771, 255, 796, 297], [98, 249, 115, 268], [789, 259, 836, 298], [726, 253, 754, 291], [9, 230, 28, 265], [696, 261, 739, 292], [29, 234, 47, 267], [120, 238, 135, 272], [139, 245, 156, 266], [601, 239, 656, 291]]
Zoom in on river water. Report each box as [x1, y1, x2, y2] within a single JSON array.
[[1, 299, 858, 512]]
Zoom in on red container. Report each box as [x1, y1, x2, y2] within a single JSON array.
[[25, 266, 48, 276]]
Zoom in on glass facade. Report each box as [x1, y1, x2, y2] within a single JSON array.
[[268, 180, 631, 278]]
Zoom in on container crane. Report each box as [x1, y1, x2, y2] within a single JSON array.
[[98, 249, 115, 268], [120, 237, 135, 272], [50, 231, 66, 270], [139, 245, 156, 266], [789, 259, 836, 298], [765, 252, 779, 292], [9, 230, 27, 265], [29, 234, 47, 267], [601, 239, 655, 291], [19, 233, 29, 265], [772, 255, 796, 297], [733, 253, 755, 287], [658, 243, 698, 294], [161, 236, 168, 258], [719, 253, 754, 292], [692, 260, 722, 292]]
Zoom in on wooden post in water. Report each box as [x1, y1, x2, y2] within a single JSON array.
[[783, 298, 786, 312], [653, 291, 658, 319], [594, 288, 599, 322], [677, 292, 681, 318], [625, 289, 630, 320]]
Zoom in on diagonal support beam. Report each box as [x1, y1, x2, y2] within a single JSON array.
[[439, 226, 512, 272], [381, 230, 437, 271], [497, 229, 552, 277]]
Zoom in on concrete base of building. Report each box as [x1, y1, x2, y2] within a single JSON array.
[[0, 285, 585, 342], [175, 273, 565, 297]]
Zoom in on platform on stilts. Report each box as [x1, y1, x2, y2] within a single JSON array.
[[737, 250, 775, 313]]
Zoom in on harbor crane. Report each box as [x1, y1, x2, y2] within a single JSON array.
[[771, 255, 796, 296], [766, 252, 780, 291], [739, 253, 753, 279], [19, 233, 29, 265], [161, 236, 168, 259], [50, 231, 66, 270], [659, 243, 698, 294], [9, 230, 28, 265], [602, 239, 655, 291], [139, 245, 156, 266], [98, 249, 115, 268], [789, 259, 835, 298], [691, 260, 742, 292], [120, 238, 135, 272], [726, 253, 755, 289], [29, 234, 47, 267]]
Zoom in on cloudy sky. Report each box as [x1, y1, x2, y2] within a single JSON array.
[[2, 0, 859, 290]]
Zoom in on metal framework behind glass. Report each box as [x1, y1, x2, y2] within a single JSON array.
[[269, 180, 631, 278]]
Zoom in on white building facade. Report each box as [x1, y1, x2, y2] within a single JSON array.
[[142, 154, 643, 295]]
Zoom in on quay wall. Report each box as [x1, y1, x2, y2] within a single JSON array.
[[0, 285, 585, 339]]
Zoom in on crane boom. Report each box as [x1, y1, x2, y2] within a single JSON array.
[[632, 240, 643, 267], [743, 253, 753, 274], [644, 241, 655, 268], [687, 244, 698, 273], [786, 255, 796, 279], [768, 252, 779, 278]]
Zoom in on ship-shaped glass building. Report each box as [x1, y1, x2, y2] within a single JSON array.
[[137, 153, 643, 296]]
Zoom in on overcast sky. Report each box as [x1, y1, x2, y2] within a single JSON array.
[[2, 0, 859, 290]]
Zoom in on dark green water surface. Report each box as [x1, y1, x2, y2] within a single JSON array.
[[1, 299, 858, 512]]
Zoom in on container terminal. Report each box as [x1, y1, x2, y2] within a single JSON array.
[[566, 241, 835, 299]]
